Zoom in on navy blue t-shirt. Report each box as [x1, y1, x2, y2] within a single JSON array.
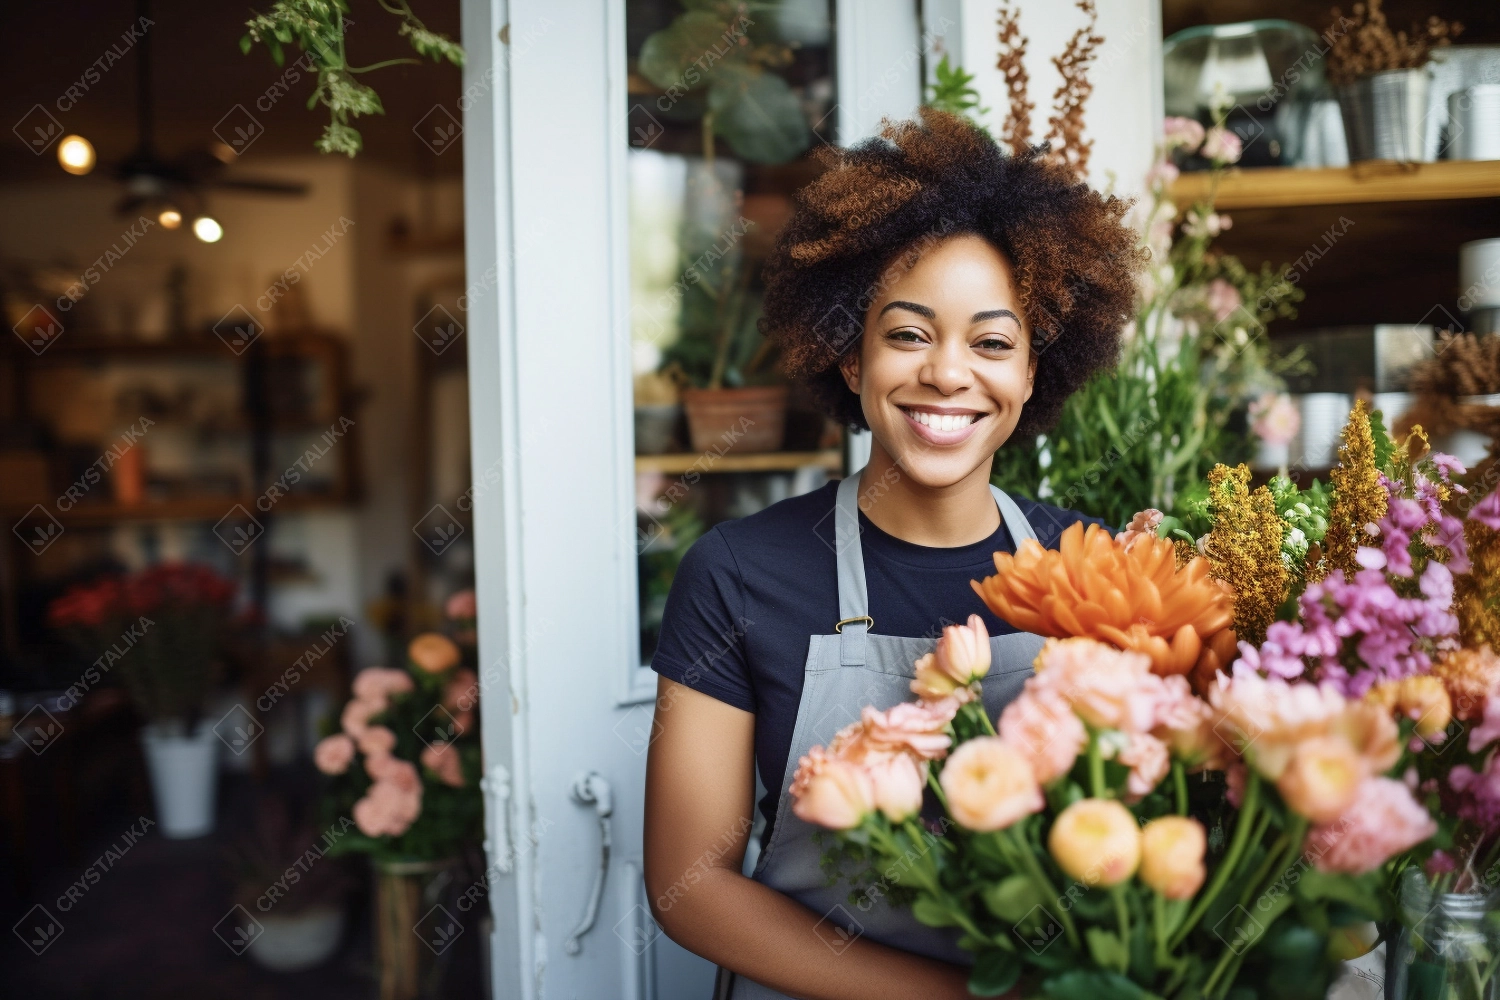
[[649, 478, 1108, 843]]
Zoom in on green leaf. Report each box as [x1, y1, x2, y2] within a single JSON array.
[[239, 33, 254, 55], [1084, 927, 1128, 971], [968, 949, 1023, 997], [1369, 408, 1394, 470], [1295, 869, 1385, 918], [911, 895, 959, 928], [708, 69, 811, 164], [1040, 970, 1152, 1000], [637, 10, 737, 90], [983, 874, 1047, 924]]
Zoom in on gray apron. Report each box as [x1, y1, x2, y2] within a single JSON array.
[[717, 473, 1047, 999]]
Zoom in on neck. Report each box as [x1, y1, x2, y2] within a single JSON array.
[[856, 440, 1000, 547]]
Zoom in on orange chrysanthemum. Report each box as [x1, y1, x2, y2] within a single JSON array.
[[972, 522, 1236, 679]]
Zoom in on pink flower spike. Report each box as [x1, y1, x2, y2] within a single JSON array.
[[1471, 490, 1500, 530], [1355, 547, 1386, 571]]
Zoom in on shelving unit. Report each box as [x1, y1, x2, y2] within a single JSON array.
[[1171, 159, 1500, 210]]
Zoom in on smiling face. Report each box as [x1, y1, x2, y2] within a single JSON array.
[[839, 233, 1037, 488]]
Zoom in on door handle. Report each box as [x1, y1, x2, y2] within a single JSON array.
[[564, 771, 613, 955]]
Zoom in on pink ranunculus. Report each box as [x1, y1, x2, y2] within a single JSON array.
[[357, 725, 397, 758], [1033, 638, 1160, 733], [445, 588, 476, 620], [352, 667, 414, 702], [421, 741, 466, 788], [1204, 278, 1243, 324], [790, 747, 875, 830], [1473, 489, 1500, 530], [1249, 392, 1301, 447], [366, 752, 421, 792], [861, 701, 955, 761], [1116, 508, 1164, 546], [443, 669, 479, 714], [340, 696, 384, 738], [353, 779, 423, 837], [999, 688, 1087, 785], [1163, 116, 1206, 153], [1304, 776, 1437, 875], [1118, 732, 1171, 800], [313, 734, 355, 775], [865, 752, 926, 822], [1201, 126, 1243, 164], [449, 708, 474, 738], [1145, 159, 1180, 191]]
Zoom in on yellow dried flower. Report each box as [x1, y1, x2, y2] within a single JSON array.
[[1431, 645, 1500, 721], [1202, 464, 1287, 646], [1456, 520, 1500, 649], [1321, 399, 1387, 582]]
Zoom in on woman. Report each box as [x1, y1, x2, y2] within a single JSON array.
[[644, 109, 1145, 999]]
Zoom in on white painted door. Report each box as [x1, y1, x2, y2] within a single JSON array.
[[459, 2, 924, 997]]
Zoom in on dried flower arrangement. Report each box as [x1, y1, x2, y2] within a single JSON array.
[[1323, 0, 1463, 87], [992, 0, 1103, 179], [1411, 333, 1500, 398]]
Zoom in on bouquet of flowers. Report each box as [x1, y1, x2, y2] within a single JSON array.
[[314, 629, 482, 862], [791, 401, 1500, 998], [48, 563, 237, 730]]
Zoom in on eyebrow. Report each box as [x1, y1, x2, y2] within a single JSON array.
[[878, 301, 1022, 327]]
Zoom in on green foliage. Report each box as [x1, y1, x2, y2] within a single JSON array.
[[242, 0, 463, 157], [925, 55, 990, 132]]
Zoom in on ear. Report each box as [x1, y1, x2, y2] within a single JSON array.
[[839, 348, 861, 394], [1023, 347, 1038, 404]]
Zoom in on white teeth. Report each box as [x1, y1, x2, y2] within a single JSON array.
[[905, 408, 978, 432]]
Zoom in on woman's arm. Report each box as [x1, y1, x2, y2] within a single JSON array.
[[644, 677, 976, 1000]]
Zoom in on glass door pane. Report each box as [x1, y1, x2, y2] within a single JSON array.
[[625, 0, 844, 664]]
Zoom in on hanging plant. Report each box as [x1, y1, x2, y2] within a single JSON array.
[[241, 0, 464, 157]]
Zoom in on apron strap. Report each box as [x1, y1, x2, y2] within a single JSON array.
[[834, 473, 1037, 665]]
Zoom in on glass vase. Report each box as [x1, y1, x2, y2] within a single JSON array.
[[1387, 885, 1500, 1000]]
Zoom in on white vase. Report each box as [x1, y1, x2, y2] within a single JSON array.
[[247, 905, 346, 972], [140, 721, 220, 838]]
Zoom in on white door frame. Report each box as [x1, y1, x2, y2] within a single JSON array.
[[460, 1, 926, 996]]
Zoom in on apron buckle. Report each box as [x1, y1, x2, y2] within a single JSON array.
[[833, 615, 873, 633]]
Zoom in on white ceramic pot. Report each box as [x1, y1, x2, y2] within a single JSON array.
[[247, 905, 345, 972], [140, 721, 219, 839]]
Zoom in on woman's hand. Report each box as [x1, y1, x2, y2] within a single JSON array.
[[644, 677, 979, 1000]]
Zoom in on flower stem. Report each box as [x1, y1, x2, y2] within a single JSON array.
[[1111, 886, 1132, 972], [1171, 771, 1260, 950], [1005, 827, 1081, 951], [1088, 734, 1106, 798], [1173, 760, 1188, 815], [1153, 891, 1168, 966]]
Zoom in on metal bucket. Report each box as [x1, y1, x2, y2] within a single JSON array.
[[1448, 84, 1500, 161], [1337, 68, 1432, 162]]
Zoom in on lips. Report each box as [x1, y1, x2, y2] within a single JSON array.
[[898, 405, 988, 446]]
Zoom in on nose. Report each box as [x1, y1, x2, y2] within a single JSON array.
[[919, 337, 974, 396]]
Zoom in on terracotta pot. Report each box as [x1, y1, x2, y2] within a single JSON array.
[[681, 385, 789, 454], [374, 858, 457, 1000]]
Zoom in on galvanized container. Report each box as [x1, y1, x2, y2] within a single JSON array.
[[1338, 68, 1433, 162]]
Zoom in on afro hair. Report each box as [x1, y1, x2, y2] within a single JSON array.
[[759, 107, 1147, 440]]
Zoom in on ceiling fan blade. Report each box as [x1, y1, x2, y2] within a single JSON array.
[[206, 177, 310, 196]]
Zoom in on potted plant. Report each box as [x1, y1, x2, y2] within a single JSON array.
[[314, 628, 482, 1000], [1324, 0, 1462, 162], [635, 0, 817, 455], [227, 796, 354, 972], [49, 564, 237, 838]]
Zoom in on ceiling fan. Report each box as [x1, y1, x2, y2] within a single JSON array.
[[63, 0, 308, 241]]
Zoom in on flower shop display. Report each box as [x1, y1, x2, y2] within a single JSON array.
[[316, 630, 481, 1000], [49, 563, 237, 838], [790, 401, 1500, 998]]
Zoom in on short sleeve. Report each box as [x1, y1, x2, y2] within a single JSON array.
[[650, 526, 756, 714]]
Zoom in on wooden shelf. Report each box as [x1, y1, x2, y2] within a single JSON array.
[[1170, 160, 1500, 210], [1, 493, 352, 527], [634, 449, 842, 475]]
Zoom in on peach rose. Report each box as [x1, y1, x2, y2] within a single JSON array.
[[313, 734, 355, 775], [449, 708, 474, 738], [357, 725, 397, 759], [365, 753, 421, 793], [866, 752, 926, 822], [421, 741, 466, 788], [791, 747, 875, 830], [409, 632, 461, 673], [1048, 798, 1142, 888], [1139, 816, 1207, 899], [1304, 777, 1437, 875], [1118, 732, 1171, 800], [940, 737, 1044, 832], [1209, 673, 1347, 779], [1331, 701, 1401, 774], [445, 589, 476, 620], [443, 669, 479, 713], [353, 779, 423, 837], [340, 696, 384, 738], [1034, 637, 1160, 732], [998, 688, 1086, 785], [1277, 736, 1365, 824], [352, 667, 414, 702], [1152, 674, 1221, 769], [911, 615, 991, 700]]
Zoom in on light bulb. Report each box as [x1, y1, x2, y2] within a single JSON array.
[[57, 135, 96, 175], [192, 216, 223, 243], [158, 208, 182, 229]]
